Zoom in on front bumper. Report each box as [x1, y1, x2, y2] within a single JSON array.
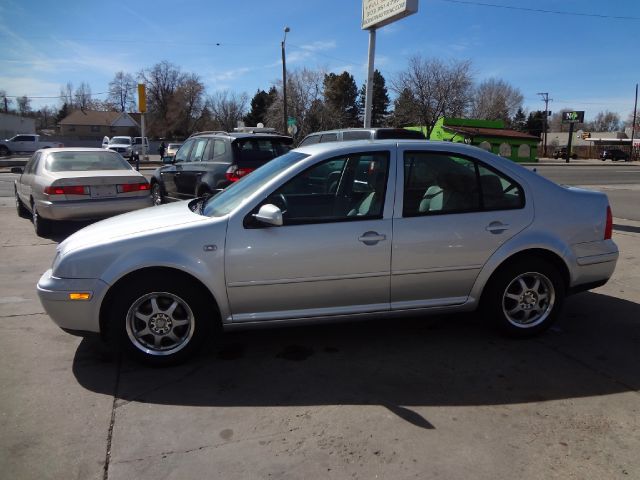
[[37, 269, 108, 333], [35, 196, 152, 221]]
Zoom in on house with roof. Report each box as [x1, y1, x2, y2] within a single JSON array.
[[58, 110, 141, 139], [409, 118, 540, 162]]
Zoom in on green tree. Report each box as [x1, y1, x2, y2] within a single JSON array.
[[389, 88, 419, 128], [525, 110, 545, 137], [244, 87, 277, 127], [323, 71, 359, 128], [358, 69, 390, 127], [512, 107, 527, 131]]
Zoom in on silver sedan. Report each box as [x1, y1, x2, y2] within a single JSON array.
[[14, 148, 152, 235], [37, 141, 618, 365]]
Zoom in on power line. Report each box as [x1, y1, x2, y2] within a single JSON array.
[[438, 0, 640, 21]]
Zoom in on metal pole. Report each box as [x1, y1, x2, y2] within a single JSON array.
[[281, 27, 290, 135], [631, 83, 638, 161], [566, 121, 574, 163], [137, 114, 144, 171], [363, 28, 376, 128], [538, 92, 549, 157]]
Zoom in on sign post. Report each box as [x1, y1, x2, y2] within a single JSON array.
[[362, 0, 418, 128], [561, 110, 584, 163], [137, 84, 147, 171]]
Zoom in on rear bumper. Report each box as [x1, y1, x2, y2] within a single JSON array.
[[35, 196, 152, 221], [570, 240, 619, 292], [37, 269, 106, 333]]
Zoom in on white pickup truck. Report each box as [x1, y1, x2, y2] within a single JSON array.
[[0, 134, 64, 156]]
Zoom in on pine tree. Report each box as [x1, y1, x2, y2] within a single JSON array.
[[358, 70, 390, 127], [323, 72, 359, 128]]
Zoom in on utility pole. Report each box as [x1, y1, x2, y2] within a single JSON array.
[[281, 26, 290, 135], [537, 92, 550, 157]]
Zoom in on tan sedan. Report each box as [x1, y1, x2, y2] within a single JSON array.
[[13, 148, 152, 236]]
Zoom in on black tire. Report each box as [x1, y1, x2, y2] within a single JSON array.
[[106, 275, 215, 366], [32, 204, 52, 236], [15, 189, 29, 218], [482, 257, 565, 337], [0, 145, 10, 156], [151, 182, 164, 206]]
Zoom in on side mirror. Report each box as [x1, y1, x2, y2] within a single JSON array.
[[253, 204, 283, 227], [11, 166, 24, 174]]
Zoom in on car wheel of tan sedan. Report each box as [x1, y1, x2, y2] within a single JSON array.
[[484, 257, 565, 336], [107, 276, 212, 365], [151, 182, 164, 206], [32, 204, 52, 236]]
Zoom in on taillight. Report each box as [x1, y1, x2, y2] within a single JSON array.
[[225, 165, 254, 182], [604, 205, 613, 240], [117, 182, 150, 193], [44, 185, 88, 195]]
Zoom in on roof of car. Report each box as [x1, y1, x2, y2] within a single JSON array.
[[37, 147, 118, 153]]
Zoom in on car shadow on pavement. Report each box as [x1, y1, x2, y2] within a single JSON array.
[[37, 220, 94, 242], [71, 291, 640, 428]]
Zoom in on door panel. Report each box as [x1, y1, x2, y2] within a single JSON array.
[[391, 148, 533, 309], [225, 149, 396, 322]]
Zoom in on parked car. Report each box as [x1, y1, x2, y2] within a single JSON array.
[[149, 130, 293, 205], [165, 142, 183, 158], [105, 136, 134, 159], [0, 134, 64, 156], [133, 136, 150, 158], [552, 147, 577, 159], [297, 127, 426, 147], [600, 149, 629, 161], [13, 148, 151, 235], [37, 140, 618, 365]]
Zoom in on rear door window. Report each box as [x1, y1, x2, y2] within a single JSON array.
[[342, 131, 372, 141], [298, 135, 320, 147], [319, 133, 338, 143], [189, 139, 209, 162]]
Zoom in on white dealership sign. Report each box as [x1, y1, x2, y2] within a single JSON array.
[[362, 0, 418, 29]]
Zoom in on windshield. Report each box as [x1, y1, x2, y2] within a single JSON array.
[[46, 151, 133, 171], [202, 151, 308, 217], [109, 137, 131, 145]]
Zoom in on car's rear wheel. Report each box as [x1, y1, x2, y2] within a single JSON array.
[[0, 145, 10, 156], [483, 257, 565, 336], [107, 276, 213, 365], [32, 203, 52, 236], [15, 189, 29, 218], [151, 182, 164, 206]]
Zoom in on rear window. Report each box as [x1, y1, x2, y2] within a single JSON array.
[[376, 129, 426, 140], [45, 151, 133, 172], [233, 138, 291, 164], [342, 130, 372, 141]]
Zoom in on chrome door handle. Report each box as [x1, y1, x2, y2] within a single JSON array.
[[485, 221, 509, 234], [358, 231, 386, 245]]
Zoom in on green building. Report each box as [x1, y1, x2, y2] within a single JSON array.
[[409, 118, 540, 163]]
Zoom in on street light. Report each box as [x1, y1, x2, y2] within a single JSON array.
[[281, 26, 290, 135]]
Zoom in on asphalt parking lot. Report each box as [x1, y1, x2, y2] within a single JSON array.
[[1, 180, 639, 478]]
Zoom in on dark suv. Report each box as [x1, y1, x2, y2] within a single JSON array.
[[297, 127, 426, 147], [150, 130, 293, 204], [600, 148, 629, 161]]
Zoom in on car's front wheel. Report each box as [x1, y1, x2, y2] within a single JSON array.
[[107, 276, 213, 365], [483, 257, 565, 336]]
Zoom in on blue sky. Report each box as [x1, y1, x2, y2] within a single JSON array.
[[1, 0, 638, 122]]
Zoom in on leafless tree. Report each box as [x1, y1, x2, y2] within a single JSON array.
[[207, 90, 248, 132], [167, 73, 205, 135], [138, 61, 186, 136], [392, 56, 473, 137], [108, 71, 137, 112], [16, 96, 31, 116], [587, 111, 621, 132], [60, 82, 74, 108], [0, 90, 12, 113], [74, 82, 92, 111], [265, 67, 332, 138], [469, 78, 523, 124]]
